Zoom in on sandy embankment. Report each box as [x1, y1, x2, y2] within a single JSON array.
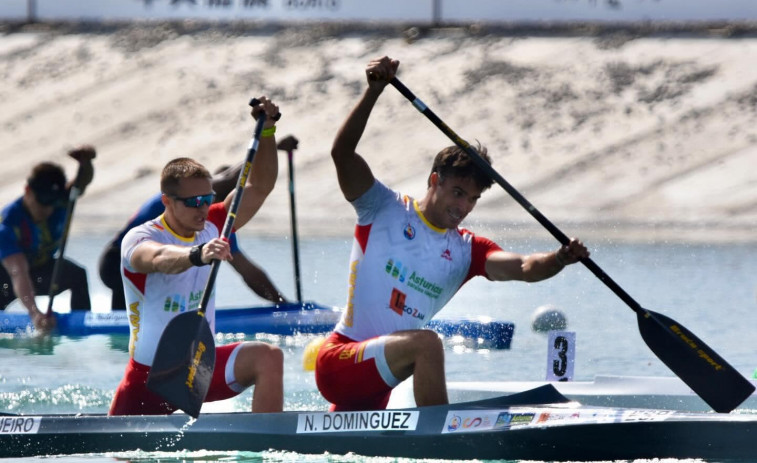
[[0, 22, 755, 244]]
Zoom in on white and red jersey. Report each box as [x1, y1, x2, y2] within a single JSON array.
[[121, 203, 227, 366], [334, 181, 502, 342]]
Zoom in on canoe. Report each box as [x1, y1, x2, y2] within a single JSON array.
[[0, 302, 514, 348], [2, 385, 756, 461], [389, 374, 757, 412]]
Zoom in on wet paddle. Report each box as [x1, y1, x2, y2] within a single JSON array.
[[46, 185, 81, 315], [146, 101, 273, 418], [389, 76, 755, 413], [276, 135, 303, 302]]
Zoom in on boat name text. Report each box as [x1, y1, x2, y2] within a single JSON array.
[[0, 417, 41, 434], [297, 410, 419, 433]]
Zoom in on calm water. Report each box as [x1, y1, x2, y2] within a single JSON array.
[[1, 233, 756, 463]]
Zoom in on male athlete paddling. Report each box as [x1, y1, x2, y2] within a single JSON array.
[[315, 56, 589, 411], [110, 97, 284, 415]]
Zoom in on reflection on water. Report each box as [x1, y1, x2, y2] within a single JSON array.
[[0, 333, 57, 355], [0, 333, 130, 355]]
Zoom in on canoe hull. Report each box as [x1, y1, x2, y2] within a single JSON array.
[[10, 420, 755, 460], [2, 385, 756, 461]]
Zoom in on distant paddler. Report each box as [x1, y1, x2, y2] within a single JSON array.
[[0, 145, 96, 333]]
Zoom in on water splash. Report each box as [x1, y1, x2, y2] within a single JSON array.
[[156, 415, 197, 451]]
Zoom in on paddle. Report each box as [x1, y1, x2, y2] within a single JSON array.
[[146, 100, 274, 418], [276, 135, 303, 302], [46, 185, 81, 315], [389, 76, 755, 413]]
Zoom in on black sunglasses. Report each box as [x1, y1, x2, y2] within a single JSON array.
[[170, 193, 215, 208]]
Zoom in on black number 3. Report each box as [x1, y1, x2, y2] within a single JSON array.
[[553, 336, 569, 376]]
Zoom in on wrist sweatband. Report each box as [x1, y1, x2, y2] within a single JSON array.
[[261, 126, 277, 138], [189, 243, 207, 267]]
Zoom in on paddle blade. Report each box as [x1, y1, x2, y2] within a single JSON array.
[[146, 311, 216, 418], [638, 309, 755, 413]]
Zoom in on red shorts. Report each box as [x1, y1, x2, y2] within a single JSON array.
[[315, 332, 392, 411], [109, 342, 242, 415]]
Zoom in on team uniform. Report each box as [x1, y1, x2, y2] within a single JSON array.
[[0, 197, 90, 310], [109, 202, 246, 415], [315, 180, 502, 410]]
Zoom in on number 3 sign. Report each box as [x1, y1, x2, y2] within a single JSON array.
[[546, 331, 576, 381]]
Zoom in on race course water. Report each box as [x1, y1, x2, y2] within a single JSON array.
[[1, 233, 756, 463]]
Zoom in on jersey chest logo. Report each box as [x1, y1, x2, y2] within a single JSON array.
[[402, 223, 416, 240]]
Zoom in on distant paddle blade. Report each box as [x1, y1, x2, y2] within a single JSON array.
[[146, 311, 216, 418], [638, 309, 755, 413]]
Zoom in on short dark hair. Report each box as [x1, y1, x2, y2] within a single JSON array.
[[28, 162, 67, 206], [160, 158, 212, 196], [428, 143, 494, 191]]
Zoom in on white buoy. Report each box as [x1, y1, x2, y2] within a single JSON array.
[[531, 304, 568, 332]]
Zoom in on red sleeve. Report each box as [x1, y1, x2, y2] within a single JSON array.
[[465, 233, 503, 282], [206, 203, 228, 236]]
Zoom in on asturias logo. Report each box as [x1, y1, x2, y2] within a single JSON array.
[[163, 294, 186, 313], [385, 259, 443, 298], [385, 259, 408, 283], [163, 290, 203, 312]]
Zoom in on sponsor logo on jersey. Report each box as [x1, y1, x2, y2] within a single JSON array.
[[402, 223, 415, 240], [388, 288, 426, 321], [385, 259, 443, 298], [162, 290, 203, 313]]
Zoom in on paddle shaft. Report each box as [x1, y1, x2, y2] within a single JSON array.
[[389, 78, 646, 314], [46, 186, 81, 314], [285, 146, 303, 302], [198, 112, 268, 313]]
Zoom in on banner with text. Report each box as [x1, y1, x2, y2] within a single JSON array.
[[1, 0, 754, 23], [24, 0, 433, 22]]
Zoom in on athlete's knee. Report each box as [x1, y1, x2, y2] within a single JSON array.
[[246, 342, 283, 376], [413, 329, 444, 352], [261, 344, 284, 373]]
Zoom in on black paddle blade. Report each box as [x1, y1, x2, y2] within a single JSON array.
[[146, 311, 216, 418], [638, 309, 755, 413]]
